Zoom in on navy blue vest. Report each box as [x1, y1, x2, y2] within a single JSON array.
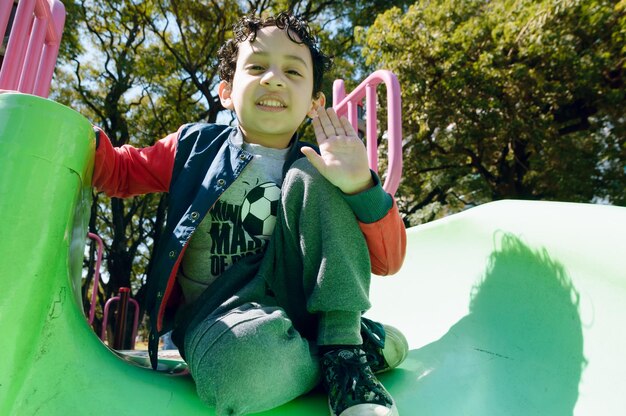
[[146, 123, 311, 368]]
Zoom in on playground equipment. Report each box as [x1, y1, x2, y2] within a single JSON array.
[[333, 70, 403, 195], [100, 287, 140, 350], [86, 233, 140, 349], [0, 0, 65, 97]]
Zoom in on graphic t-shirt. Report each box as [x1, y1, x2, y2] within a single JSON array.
[[178, 142, 288, 304]]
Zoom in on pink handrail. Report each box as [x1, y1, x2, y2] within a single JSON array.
[[0, 0, 65, 97], [332, 70, 403, 195], [101, 290, 140, 350], [87, 234, 139, 349], [86, 232, 103, 326]]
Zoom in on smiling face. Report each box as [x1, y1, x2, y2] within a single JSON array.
[[218, 26, 325, 148]]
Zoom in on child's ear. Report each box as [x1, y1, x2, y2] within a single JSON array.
[[218, 81, 234, 109], [307, 92, 326, 118]]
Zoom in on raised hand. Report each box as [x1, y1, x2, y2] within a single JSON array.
[[301, 106, 374, 195]]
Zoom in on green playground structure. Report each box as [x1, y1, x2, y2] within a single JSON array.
[[1, 93, 625, 415]]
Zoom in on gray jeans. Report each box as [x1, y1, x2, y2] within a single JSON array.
[[182, 159, 372, 416]]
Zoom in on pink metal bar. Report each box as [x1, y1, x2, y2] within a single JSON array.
[[0, 0, 14, 44], [0, 0, 65, 97], [33, 0, 64, 97], [0, 0, 36, 89], [34, 0, 56, 41], [332, 70, 403, 195], [101, 292, 140, 350], [17, 11, 45, 92], [347, 100, 358, 132], [87, 232, 103, 326], [332, 78, 346, 108], [366, 83, 379, 170]]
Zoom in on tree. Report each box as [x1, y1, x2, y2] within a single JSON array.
[[359, 0, 625, 224]]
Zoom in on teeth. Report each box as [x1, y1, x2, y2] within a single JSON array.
[[258, 100, 285, 108]]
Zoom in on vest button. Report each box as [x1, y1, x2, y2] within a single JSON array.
[[217, 178, 226, 186], [239, 154, 246, 161], [190, 211, 199, 220], [169, 250, 176, 258]]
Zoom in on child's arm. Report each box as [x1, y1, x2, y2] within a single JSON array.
[[341, 176, 406, 276], [356, 199, 406, 276], [93, 127, 178, 198], [301, 107, 407, 275]]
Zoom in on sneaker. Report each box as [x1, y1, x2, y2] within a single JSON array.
[[321, 348, 399, 416], [361, 317, 409, 374]]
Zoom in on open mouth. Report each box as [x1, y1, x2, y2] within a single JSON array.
[[256, 97, 287, 111]]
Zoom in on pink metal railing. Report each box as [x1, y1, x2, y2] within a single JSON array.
[[101, 288, 140, 350], [86, 232, 103, 326], [332, 70, 403, 195], [0, 0, 65, 97], [87, 233, 139, 350]]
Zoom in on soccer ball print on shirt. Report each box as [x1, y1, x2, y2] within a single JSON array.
[[197, 180, 282, 277], [241, 182, 281, 239]]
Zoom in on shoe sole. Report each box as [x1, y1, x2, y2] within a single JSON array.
[[336, 402, 399, 416], [377, 324, 409, 373]]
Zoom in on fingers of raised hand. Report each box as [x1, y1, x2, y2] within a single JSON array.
[[328, 109, 346, 136], [313, 107, 354, 143], [312, 116, 327, 143], [317, 107, 338, 137], [340, 116, 358, 139]]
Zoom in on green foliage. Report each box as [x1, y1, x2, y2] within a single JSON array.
[[359, 0, 626, 223]]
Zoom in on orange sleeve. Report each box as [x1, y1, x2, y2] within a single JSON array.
[[92, 127, 178, 198], [358, 199, 406, 276]]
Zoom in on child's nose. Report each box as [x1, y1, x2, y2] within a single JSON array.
[[261, 70, 285, 88]]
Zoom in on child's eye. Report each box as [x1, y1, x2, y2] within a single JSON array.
[[286, 69, 302, 77], [247, 65, 265, 71]]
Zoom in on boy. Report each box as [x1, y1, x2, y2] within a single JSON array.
[[93, 12, 407, 416]]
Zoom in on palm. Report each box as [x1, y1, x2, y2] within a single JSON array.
[[302, 107, 373, 195]]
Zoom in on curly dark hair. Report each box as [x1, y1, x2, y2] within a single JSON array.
[[217, 12, 332, 98]]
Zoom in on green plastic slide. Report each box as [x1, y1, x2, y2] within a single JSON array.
[[1, 94, 625, 415]]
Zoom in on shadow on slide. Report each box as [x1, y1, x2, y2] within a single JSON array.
[[1, 94, 625, 415], [386, 235, 584, 415]]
